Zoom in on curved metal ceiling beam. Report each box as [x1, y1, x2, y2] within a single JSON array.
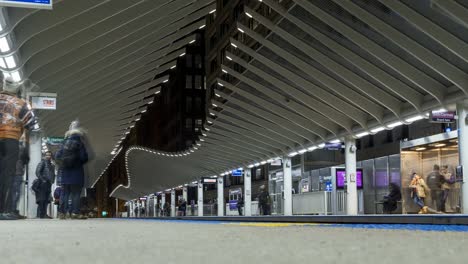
[[287, 0, 447, 104], [222, 53, 353, 132], [237, 23, 403, 118]]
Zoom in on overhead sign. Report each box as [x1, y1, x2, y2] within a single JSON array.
[[325, 142, 342, 150], [430, 111, 456, 123], [202, 178, 217, 184], [46, 137, 64, 145], [30, 93, 57, 110], [0, 0, 52, 9], [232, 169, 243, 177]]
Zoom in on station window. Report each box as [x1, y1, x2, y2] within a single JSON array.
[[195, 55, 202, 69], [185, 96, 192, 112], [186, 54, 192, 68], [195, 119, 203, 128], [194, 75, 202, 89], [186, 75, 192, 89]]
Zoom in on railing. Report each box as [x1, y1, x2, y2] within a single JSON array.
[[292, 192, 331, 215]]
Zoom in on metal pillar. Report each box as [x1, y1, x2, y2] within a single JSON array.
[[244, 168, 252, 216], [115, 198, 118, 218], [170, 189, 176, 217], [183, 186, 188, 202], [197, 182, 203, 216], [457, 100, 468, 214], [130, 201, 134, 217], [345, 136, 358, 215], [161, 194, 166, 216], [27, 132, 42, 218], [217, 177, 224, 216], [153, 196, 157, 217], [283, 156, 293, 216]]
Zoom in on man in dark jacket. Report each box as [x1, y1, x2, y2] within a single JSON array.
[[426, 164, 445, 211], [258, 185, 271, 215], [55, 122, 88, 220], [382, 182, 402, 214], [35, 151, 55, 218]]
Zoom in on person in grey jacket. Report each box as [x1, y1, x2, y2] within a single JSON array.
[[35, 151, 55, 218]]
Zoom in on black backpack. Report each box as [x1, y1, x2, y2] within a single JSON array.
[[59, 138, 81, 168]]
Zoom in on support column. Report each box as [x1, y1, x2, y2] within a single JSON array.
[[457, 100, 468, 214], [153, 195, 158, 217], [197, 182, 204, 216], [130, 201, 134, 217], [244, 169, 252, 216], [345, 136, 358, 215], [217, 177, 224, 216], [171, 189, 176, 217], [161, 194, 166, 216], [115, 198, 119, 218], [183, 186, 188, 202], [27, 132, 42, 218], [283, 156, 293, 216]]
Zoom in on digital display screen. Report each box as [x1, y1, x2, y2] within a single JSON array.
[[336, 169, 363, 189], [0, 0, 52, 9]]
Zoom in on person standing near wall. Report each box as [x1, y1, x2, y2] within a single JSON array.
[[35, 151, 55, 218], [0, 78, 34, 220]]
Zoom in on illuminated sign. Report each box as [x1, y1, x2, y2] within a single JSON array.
[[232, 169, 243, 177], [430, 111, 456, 123], [31, 96, 56, 110], [0, 0, 52, 9]]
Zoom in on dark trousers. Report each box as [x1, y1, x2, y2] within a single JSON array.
[[37, 201, 48, 218], [0, 139, 19, 213], [430, 189, 443, 211], [60, 184, 82, 215], [10, 176, 23, 214], [261, 204, 271, 215], [238, 206, 243, 216]]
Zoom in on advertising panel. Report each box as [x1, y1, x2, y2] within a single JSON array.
[[336, 169, 363, 189], [0, 0, 52, 9]]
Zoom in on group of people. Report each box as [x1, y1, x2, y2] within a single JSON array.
[[0, 77, 90, 220], [236, 185, 272, 216], [409, 164, 455, 214]]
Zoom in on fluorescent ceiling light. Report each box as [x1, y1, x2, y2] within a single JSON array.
[[170, 65, 176, 69], [179, 53, 186, 57], [231, 43, 237, 48], [0, 37, 10, 52], [307, 146, 317, 151], [370, 126, 385, 133], [405, 115, 424, 123], [415, 147, 426, 151], [212, 103, 218, 107], [329, 139, 340, 143], [356, 132, 369, 138], [254, 163, 260, 167], [298, 149, 307, 154], [217, 82, 224, 86], [318, 143, 326, 148], [245, 12, 253, 18], [215, 93, 221, 97], [222, 69, 228, 73], [260, 161, 267, 165], [226, 56, 232, 60], [434, 143, 446, 147], [237, 28, 244, 33], [141, 110, 147, 113], [387, 121, 403, 128], [189, 40, 196, 44], [10, 71, 21, 82], [4, 55, 15, 68], [199, 25, 206, 29], [288, 151, 298, 157], [209, 9, 216, 14]]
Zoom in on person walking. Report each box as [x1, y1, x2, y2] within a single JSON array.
[[10, 141, 29, 219], [237, 195, 244, 216], [258, 185, 271, 216], [0, 78, 34, 220], [35, 151, 55, 218], [55, 120, 88, 220]]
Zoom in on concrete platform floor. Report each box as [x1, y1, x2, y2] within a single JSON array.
[[0, 219, 467, 264]]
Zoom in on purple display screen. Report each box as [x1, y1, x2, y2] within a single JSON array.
[[336, 169, 363, 189]]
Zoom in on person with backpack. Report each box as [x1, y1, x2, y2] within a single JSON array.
[[426, 164, 445, 211], [55, 120, 88, 220], [34, 150, 55, 218]]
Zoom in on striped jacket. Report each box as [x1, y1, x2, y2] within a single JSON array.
[[0, 91, 34, 140]]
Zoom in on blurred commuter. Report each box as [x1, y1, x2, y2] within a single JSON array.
[[9, 141, 29, 219], [0, 78, 34, 220], [237, 196, 244, 216], [409, 173, 428, 213], [382, 182, 401, 214], [426, 164, 445, 211], [178, 199, 187, 216], [55, 120, 89, 220], [163, 201, 170, 216], [258, 185, 271, 215], [35, 151, 55, 218]]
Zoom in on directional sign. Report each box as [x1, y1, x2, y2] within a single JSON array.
[[0, 0, 53, 9]]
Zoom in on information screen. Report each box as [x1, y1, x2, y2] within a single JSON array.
[[336, 169, 363, 189], [0, 0, 52, 9]]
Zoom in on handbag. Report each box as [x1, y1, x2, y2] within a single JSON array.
[[31, 179, 40, 193]]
